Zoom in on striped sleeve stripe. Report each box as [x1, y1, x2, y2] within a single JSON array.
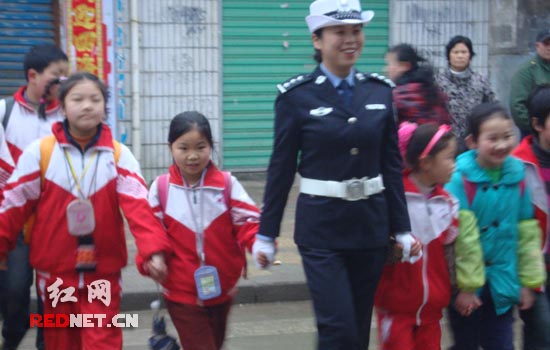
[[0, 177, 41, 213], [116, 173, 149, 199]]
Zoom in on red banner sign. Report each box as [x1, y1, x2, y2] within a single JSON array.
[[66, 0, 110, 82]]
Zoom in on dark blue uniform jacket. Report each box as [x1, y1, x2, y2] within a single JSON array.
[[259, 67, 411, 250]]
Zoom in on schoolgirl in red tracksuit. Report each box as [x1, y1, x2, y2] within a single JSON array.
[[375, 173, 459, 349], [138, 111, 259, 350], [0, 73, 170, 350], [375, 123, 459, 350]]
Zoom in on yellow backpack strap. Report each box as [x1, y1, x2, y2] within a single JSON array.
[[24, 135, 57, 243], [112, 140, 121, 164], [39, 135, 57, 184]]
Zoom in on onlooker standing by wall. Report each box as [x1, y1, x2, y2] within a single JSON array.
[[510, 29, 550, 137], [437, 35, 496, 154]]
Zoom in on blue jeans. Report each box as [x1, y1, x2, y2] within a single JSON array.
[[520, 289, 550, 350], [449, 286, 514, 350], [0, 234, 33, 349]]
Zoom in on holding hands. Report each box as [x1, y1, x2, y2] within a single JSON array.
[[519, 287, 535, 311], [454, 291, 482, 316], [252, 237, 276, 269], [144, 253, 168, 283], [394, 232, 423, 263]]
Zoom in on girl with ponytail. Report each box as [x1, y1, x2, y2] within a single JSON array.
[[385, 43, 451, 126]]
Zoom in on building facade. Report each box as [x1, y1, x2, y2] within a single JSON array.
[[0, 0, 548, 181]]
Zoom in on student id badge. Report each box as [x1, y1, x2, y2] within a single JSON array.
[[194, 265, 221, 300], [66, 199, 95, 236]]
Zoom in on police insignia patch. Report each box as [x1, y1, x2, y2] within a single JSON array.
[[276, 74, 312, 93], [367, 73, 396, 88]]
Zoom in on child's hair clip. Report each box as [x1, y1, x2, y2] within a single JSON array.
[[419, 124, 452, 159]]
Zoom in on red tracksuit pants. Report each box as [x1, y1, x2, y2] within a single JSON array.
[[376, 309, 442, 350], [36, 271, 122, 350]]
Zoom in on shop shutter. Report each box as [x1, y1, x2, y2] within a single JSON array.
[[0, 0, 56, 97], [222, 0, 389, 170]]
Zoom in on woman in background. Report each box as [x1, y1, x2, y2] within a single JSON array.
[[436, 35, 496, 154]]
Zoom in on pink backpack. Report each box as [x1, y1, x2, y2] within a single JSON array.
[[157, 171, 232, 212]]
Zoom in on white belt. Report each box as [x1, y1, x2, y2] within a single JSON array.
[[300, 175, 385, 201]]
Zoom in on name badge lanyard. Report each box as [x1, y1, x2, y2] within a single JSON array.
[[182, 168, 222, 300], [64, 148, 101, 272], [182, 168, 208, 265], [64, 149, 99, 201]]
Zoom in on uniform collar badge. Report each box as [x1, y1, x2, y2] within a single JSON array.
[[315, 75, 327, 85]]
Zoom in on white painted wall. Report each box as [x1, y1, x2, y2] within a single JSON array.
[[115, 0, 222, 182]]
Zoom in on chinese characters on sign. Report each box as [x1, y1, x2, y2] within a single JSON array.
[[63, 0, 117, 135], [67, 0, 110, 82], [46, 278, 111, 308]]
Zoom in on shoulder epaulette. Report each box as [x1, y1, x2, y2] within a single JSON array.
[[359, 72, 396, 88], [276, 74, 312, 94]]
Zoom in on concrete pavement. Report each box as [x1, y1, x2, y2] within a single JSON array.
[[16, 301, 525, 350]]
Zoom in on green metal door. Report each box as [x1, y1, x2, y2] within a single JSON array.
[[222, 0, 389, 170]]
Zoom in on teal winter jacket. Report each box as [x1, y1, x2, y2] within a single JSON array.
[[445, 150, 544, 315]]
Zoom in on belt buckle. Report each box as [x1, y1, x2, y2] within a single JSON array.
[[344, 178, 366, 201]]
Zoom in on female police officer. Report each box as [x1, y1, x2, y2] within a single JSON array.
[[252, 0, 414, 349]]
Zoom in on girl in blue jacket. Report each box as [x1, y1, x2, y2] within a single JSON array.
[[445, 102, 545, 350]]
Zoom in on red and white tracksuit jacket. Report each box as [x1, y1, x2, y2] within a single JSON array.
[[375, 174, 459, 325], [0, 86, 62, 189], [2, 86, 64, 164], [0, 121, 170, 273], [512, 136, 550, 258], [0, 126, 14, 189], [138, 163, 260, 306]]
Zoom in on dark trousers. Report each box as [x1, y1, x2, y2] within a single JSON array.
[[449, 286, 514, 350], [519, 268, 550, 350], [166, 298, 232, 350], [0, 234, 32, 349], [299, 245, 387, 350], [36, 296, 44, 350]]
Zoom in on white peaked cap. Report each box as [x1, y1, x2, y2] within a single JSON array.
[[306, 0, 375, 33]]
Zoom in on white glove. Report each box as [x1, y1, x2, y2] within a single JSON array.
[[395, 233, 422, 264], [252, 237, 276, 269]]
